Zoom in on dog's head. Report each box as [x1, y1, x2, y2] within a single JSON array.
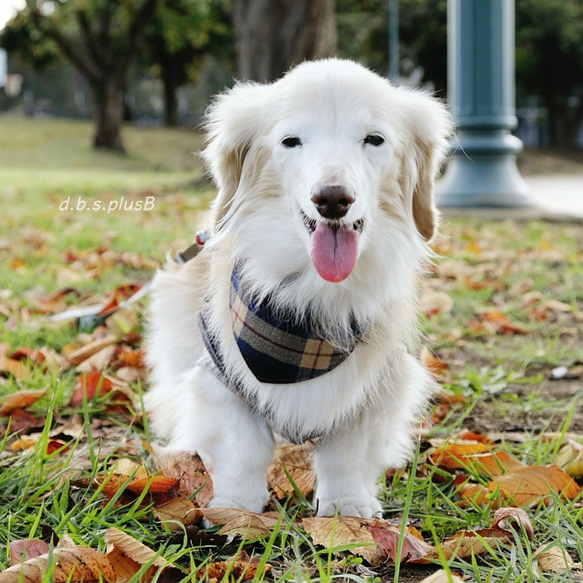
[[203, 59, 453, 284]]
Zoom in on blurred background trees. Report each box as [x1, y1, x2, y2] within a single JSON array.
[[1, 0, 581, 151]]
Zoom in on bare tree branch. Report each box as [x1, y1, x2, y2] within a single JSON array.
[[115, 0, 161, 81], [31, 9, 102, 83]]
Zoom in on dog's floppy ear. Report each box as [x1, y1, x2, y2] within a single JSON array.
[[202, 82, 271, 230], [399, 91, 453, 241]]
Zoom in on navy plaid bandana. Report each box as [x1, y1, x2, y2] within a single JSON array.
[[198, 263, 364, 386]]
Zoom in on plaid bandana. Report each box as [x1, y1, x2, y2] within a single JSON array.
[[198, 263, 364, 387]]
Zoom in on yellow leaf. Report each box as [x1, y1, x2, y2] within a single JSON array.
[[201, 508, 279, 539], [153, 497, 201, 529], [302, 516, 386, 566], [534, 545, 582, 573]]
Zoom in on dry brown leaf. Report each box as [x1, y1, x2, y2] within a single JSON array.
[[420, 528, 511, 563], [8, 540, 49, 566], [420, 291, 454, 317], [75, 345, 117, 373], [491, 508, 534, 539], [366, 520, 432, 563], [302, 516, 386, 566], [105, 309, 138, 336], [197, 552, 271, 582], [0, 544, 115, 583], [418, 569, 464, 583], [152, 497, 202, 529], [0, 354, 29, 380], [421, 347, 449, 378], [149, 443, 214, 507], [437, 259, 472, 279], [267, 442, 315, 498], [0, 389, 47, 416], [104, 527, 172, 583], [201, 508, 279, 539], [67, 335, 118, 366], [534, 545, 583, 573]]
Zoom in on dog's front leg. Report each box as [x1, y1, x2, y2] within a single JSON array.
[[312, 414, 385, 518], [170, 367, 275, 513]]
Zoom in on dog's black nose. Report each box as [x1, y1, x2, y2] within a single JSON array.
[[311, 185, 355, 219]]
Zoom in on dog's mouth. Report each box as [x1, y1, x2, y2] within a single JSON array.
[[301, 211, 364, 235], [301, 211, 364, 283]]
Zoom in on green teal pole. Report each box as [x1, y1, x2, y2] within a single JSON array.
[[388, 0, 399, 85], [436, 0, 532, 207]]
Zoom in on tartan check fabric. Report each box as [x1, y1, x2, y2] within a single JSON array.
[[197, 263, 363, 387], [228, 263, 362, 384]]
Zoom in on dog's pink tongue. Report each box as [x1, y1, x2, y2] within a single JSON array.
[[310, 223, 358, 283]]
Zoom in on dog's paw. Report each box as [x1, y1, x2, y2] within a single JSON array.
[[207, 493, 268, 515], [316, 496, 383, 519]]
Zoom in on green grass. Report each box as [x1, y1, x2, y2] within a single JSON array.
[[1, 117, 582, 582]]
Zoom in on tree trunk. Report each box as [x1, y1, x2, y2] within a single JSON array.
[[231, 0, 336, 82], [161, 55, 180, 127], [545, 98, 582, 149], [92, 77, 125, 152]]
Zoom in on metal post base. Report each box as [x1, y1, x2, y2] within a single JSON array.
[[436, 154, 532, 207]]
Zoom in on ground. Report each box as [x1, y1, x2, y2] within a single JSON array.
[[0, 117, 582, 582]]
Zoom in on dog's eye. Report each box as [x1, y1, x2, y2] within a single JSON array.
[[363, 134, 385, 147], [281, 136, 302, 148]]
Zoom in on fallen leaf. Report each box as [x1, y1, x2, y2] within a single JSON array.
[[75, 345, 117, 373], [95, 462, 180, 507], [149, 444, 214, 507], [0, 389, 47, 416], [565, 460, 583, 479], [69, 372, 114, 407], [420, 291, 454, 317], [197, 551, 271, 582], [534, 545, 582, 573], [429, 443, 526, 477], [104, 527, 174, 583], [421, 347, 449, 378], [0, 542, 115, 583], [67, 336, 118, 366], [493, 465, 580, 506], [153, 497, 202, 529], [0, 342, 30, 380], [491, 508, 534, 539], [201, 508, 279, 539], [477, 311, 529, 335], [9, 540, 49, 565], [4, 409, 44, 433], [267, 442, 315, 498], [366, 520, 432, 563], [302, 516, 386, 566], [418, 569, 464, 583], [419, 528, 511, 562], [459, 464, 580, 508]]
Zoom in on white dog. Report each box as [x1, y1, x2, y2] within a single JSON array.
[[146, 59, 452, 518]]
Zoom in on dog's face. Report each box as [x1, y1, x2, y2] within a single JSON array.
[[203, 59, 452, 285]]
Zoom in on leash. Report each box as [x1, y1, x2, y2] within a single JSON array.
[[51, 230, 210, 327]]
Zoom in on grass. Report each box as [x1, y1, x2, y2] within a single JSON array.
[[1, 117, 582, 582]]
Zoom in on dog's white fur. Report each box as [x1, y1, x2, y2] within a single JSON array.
[[146, 59, 453, 518]]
